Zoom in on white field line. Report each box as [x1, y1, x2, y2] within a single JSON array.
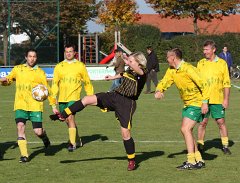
[[1, 140, 240, 144]]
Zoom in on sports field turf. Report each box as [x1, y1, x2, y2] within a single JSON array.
[[1, 65, 240, 183]]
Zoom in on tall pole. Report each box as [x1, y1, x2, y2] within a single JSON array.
[[7, 0, 11, 66], [78, 33, 81, 61], [57, 0, 60, 62], [95, 33, 98, 64]]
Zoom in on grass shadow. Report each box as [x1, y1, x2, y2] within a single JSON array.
[[29, 134, 109, 161], [81, 134, 109, 145], [203, 138, 234, 151], [0, 141, 17, 161], [60, 150, 165, 170], [201, 138, 234, 160]]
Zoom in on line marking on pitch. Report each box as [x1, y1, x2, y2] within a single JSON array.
[[2, 140, 240, 144]]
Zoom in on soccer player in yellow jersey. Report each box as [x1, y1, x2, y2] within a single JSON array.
[[0, 49, 51, 163], [155, 48, 209, 170], [197, 40, 231, 155], [51, 44, 94, 152]]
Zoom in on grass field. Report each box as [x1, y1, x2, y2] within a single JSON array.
[[1, 68, 240, 183]]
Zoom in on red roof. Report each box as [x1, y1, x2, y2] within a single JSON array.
[[137, 14, 240, 34]]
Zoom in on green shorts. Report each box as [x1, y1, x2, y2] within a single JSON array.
[[15, 110, 42, 123], [204, 104, 225, 119], [182, 106, 204, 123], [59, 101, 76, 113]]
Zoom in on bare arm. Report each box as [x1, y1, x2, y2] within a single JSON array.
[[222, 87, 230, 109], [105, 73, 122, 81]]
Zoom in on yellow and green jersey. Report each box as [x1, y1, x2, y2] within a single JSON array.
[[51, 59, 94, 103], [5, 64, 49, 112], [197, 56, 231, 104], [156, 61, 209, 107]]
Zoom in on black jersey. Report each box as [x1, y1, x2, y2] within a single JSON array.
[[114, 67, 147, 100]]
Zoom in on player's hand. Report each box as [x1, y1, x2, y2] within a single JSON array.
[[201, 103, 208, 114], [52, 108, 60, 114], [105, 75, 113, 80], [222, 99, 229, 109], [154, 91, 164, 100], [0, 78, 8, 85]]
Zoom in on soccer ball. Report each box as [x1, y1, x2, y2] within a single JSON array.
[[32, 84, 48, 101]]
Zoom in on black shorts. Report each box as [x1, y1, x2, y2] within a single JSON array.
[[95, 92, 136, 129], [15, 119, 43, 129]]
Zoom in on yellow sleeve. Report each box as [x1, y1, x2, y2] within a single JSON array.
[[51, 65, 60, 99], [222, 62, 231, 88], [156, 68, 174, 92], [5, 67, 17, 85], [186, 66, 210, 102], [80, 64, 94, 95]]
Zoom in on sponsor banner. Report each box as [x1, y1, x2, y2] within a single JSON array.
[[0, 66, 116, 80]]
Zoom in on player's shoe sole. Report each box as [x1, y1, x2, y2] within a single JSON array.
[[19, 156, 29, 163]]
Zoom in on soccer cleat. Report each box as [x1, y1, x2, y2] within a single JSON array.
[[49, 114, 65, 121], [197, 143, 204, 154], [19, 156, 29, 163], [176, 162, 198, 170], [196, 161, 206, 169], [68, 143, 77, 152], [76, 138, 83, 148], [222, 146, 232, 155], [43, 137, 51, 148], [127, 159, 136, 171]]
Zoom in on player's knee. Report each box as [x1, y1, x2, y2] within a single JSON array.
[[16, 122, 25, 133], [180, 127, 187, 134], [180, 126, 193, 134], [34, 128, 43, 136], [216, 118, 225, 128], [17, 122, 25, 129], [217, 121, 225, 129], [199, 121, 208, 128], [121, 129, 131, 140]]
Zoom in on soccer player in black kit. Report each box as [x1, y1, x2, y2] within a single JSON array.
[[50, 52, 147, 171]]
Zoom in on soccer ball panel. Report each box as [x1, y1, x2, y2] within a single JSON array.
[[32, 84, 48, 101]]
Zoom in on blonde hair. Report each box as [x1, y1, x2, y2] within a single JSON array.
[[130, 52, 147, 67]]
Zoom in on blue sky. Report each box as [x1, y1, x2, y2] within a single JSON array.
[[87, 0, 156, 33]]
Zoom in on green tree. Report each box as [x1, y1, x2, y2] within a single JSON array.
[[0, 0, 98, 65], [122, 24, 161, 54], [60, 0, 99, 36], [145, 0, 239, 34]]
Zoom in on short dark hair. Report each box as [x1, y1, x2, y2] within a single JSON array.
[[146, 46, 153, 51], [64, 44, 76, 51], [203, 40, 216, 49], [25, 48, 37, 57], [114, 48, 122, 53], [170, 48, 182, 59]]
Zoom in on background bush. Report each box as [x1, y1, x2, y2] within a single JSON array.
[[98, 24, 161, 55], [158, 33, 240, 64], [99, 24, 240, 65]]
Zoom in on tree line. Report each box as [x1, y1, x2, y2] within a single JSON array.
[[0, 0, 239, 65]]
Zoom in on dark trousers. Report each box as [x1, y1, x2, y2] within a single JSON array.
[[146, 69, 158, 92]]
